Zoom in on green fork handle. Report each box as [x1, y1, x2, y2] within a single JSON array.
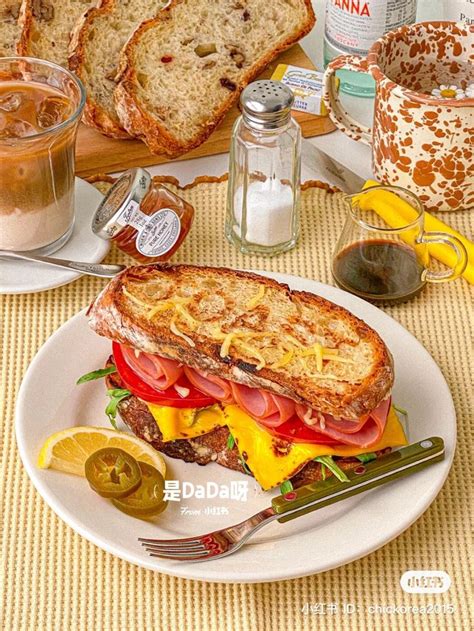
[[272, 437, 445, 524]]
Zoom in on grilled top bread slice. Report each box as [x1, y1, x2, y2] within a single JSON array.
[[0, 0, 21, 56], [17, 0, 97, 66], [88, 264, 394, 420], [69, 0, 167, 138], [114, 0, 315, 155]]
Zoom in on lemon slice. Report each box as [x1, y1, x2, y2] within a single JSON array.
[[37, 426, 166, 477]]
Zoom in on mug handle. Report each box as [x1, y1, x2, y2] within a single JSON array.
[[420, 232, 468, 283], [323, 55, 372, 146]]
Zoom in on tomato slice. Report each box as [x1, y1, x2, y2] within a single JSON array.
[[263, 416, 341, 445], [112, 342, 216, 408]]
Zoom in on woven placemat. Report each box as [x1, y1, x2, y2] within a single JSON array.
[[1, 177, 472, 631]]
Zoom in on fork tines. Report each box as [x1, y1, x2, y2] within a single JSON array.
[[139, 536, 214, 560]]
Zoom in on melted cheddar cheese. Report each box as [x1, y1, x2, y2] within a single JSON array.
[[146, 404, 226, 442], [146, 403, 408, 490]]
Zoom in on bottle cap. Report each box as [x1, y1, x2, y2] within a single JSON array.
[[91, 168, 152, 240], [240, 80, 294, 130]]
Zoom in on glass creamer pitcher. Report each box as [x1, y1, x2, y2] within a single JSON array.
[[332, 185, 467, 303]]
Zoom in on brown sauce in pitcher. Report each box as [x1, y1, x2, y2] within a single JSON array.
[[333, 239, 425, 303]]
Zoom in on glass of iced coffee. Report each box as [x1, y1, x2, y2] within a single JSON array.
[[0, 57, 85, 253]]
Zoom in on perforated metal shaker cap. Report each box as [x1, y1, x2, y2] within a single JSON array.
[[241, 80, 294, 130]]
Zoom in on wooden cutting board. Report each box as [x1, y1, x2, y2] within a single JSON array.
[[75, 44, 335, 177]]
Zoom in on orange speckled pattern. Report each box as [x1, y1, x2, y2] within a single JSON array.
[[325, 22, 474, 212]]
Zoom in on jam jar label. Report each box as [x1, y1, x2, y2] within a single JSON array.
[[117, 201, 181, 257], [136, 208, 181, 257]]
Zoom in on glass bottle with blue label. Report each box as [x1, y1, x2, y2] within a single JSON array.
[[323, 0, 418, 97]]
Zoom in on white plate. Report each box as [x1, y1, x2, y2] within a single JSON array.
[[0, 178, 109, 294], [15, 272, 455, 583]]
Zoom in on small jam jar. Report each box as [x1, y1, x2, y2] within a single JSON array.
[[92, 167, 194, 263]]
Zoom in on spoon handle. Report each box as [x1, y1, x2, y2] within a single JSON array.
[[0, 251, 125, 278]]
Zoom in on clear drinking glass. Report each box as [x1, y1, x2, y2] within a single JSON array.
[[225, 81, 301, 256], [332, 185, 467, 303], [0, 57, 85, 253]]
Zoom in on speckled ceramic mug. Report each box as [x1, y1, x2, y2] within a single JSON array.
[[323, 22, 474, 212]]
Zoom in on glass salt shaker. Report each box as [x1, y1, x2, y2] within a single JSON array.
[[225, 80, 301, 255]]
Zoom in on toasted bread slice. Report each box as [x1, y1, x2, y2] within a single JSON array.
[[114, 0, 315, 155], [106, 365, 390, 489], [0, 1, 21, 56], [89, 264, 393, 420], [17, 0, 97, 66], [68, 0, 167, 138]]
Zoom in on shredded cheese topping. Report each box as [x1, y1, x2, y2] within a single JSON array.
[[122, 286, 356, 379], [122, 287, 152, 308], [170, 317, 195, 347], [219, 333, 235, 359], [215, 330, 353, 378], [269, 349, 294, 369], [300, 343, 324, 372], [246, 286, 265, 310], [235, 340, 266, 370], [145, 303, 175, 319], [175, 303, 200, 328], [284, 334, 305, 349]]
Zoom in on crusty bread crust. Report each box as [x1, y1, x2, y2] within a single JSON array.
[[69, 0, 133, 138], [107, 365, 390, 489], [90, 264, 394, 419], [114, 0, 315, 156], [16, 0, 31, 56], [17, 0, 96, 66]]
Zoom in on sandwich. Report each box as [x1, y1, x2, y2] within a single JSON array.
[[86, 264, 407, 491]]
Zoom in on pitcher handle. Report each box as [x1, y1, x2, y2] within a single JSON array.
[[323, 55, 373, 146], [420, 232, 468, 283]]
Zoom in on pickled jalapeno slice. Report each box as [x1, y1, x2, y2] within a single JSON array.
[[112, 461, 168, 518], [84, 447, 142, 498]]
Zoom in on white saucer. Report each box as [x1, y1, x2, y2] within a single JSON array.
[[0, 178, 109, 294]]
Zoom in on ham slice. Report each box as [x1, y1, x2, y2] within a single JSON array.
[[121, 345, 390, 446], [230, 382, 295, 426], [295, 398, 391, 448], [184, 367, 234, 403], [121, 346, 183, 391]]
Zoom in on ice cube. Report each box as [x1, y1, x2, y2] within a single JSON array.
[[36, 96, 68, 129], [0, 118, 36, 139], [0, 91, 23, 113]]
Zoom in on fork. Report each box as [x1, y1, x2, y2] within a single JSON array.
[[140, 437, 444, 562]]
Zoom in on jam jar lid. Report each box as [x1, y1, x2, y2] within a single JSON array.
[[91, 167, 152, 239]]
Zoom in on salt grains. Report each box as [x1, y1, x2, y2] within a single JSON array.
[[232, 180, 295, 247]]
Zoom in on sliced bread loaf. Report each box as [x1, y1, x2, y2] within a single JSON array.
[[0, 1, 21, 56], [17, 0, 97, 66], [114, 0, 315, 156], [69, 0, 167, 139]]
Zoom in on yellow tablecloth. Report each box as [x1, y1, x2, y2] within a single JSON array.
[[1, 177, 472, 630]]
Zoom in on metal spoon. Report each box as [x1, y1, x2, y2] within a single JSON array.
[[0, 250, 126, 278]]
